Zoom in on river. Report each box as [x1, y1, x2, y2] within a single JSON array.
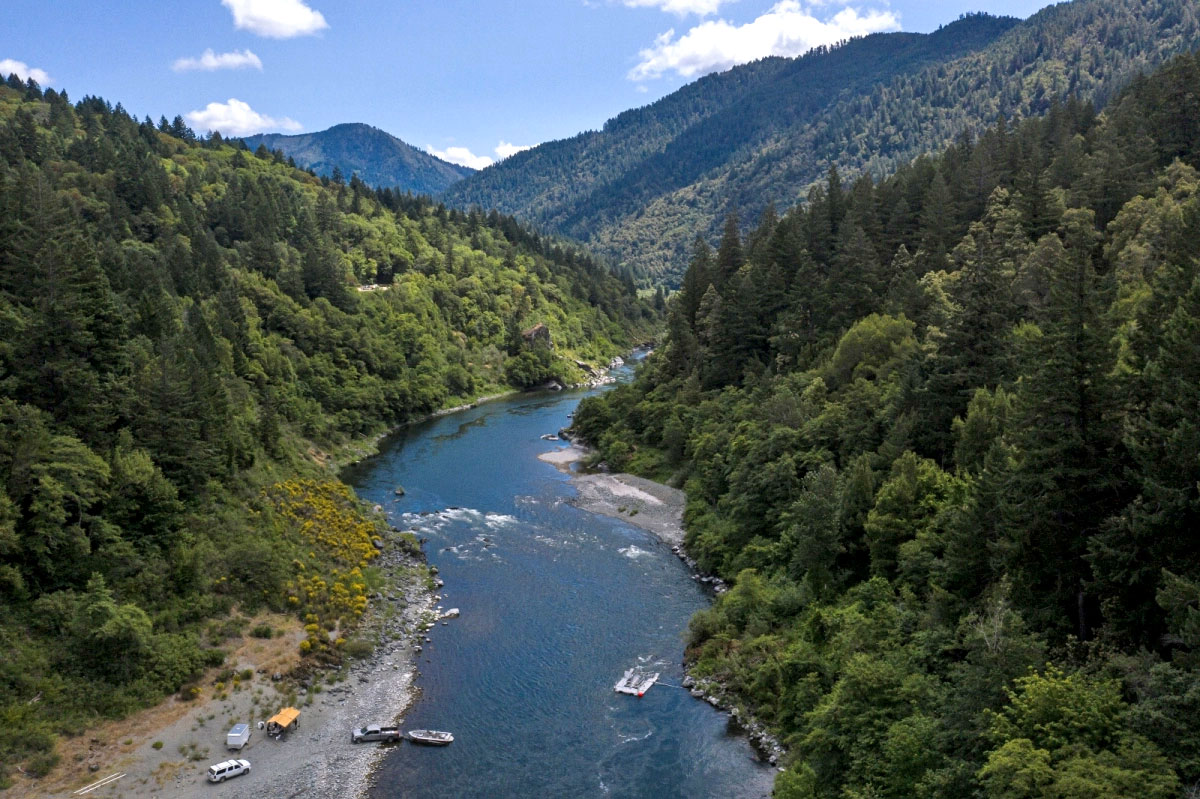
[[342, 367, 774, 798]]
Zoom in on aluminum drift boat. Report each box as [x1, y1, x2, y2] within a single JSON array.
[[408, 729, 454, 746]]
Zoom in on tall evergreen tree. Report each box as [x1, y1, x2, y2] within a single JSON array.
[[713, 211, 744, 289], [919, 188, 1029, 461], [1001, 210, 1125, 638], [678, 235, 714, 328], [1092, 271, 1200, 644]]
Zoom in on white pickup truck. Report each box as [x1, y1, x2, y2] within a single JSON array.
[[351, 724, 403, 743]]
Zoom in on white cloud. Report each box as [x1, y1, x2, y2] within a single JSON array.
[[622, 0, 730, 16], [221, 0, 328, 38], [628, 0, 900, 81], [428, 140, 537, 169], [495, 141, 533, 160], [172, 48, 263, 72], [185, 98, 301, 136], [0, 58, 52, 84], [428, 145, 493, 170]]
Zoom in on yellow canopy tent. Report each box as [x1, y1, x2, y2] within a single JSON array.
[[266, 707, 300, 738]]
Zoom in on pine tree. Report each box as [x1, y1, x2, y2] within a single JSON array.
[[826, 221, 881, 334], [678, 236, 713, 328], [713, 211, 744, 289], [1002, 209, 1126, 639], [1091, 272, 1200, 644], [919, 188, 1029, 461]]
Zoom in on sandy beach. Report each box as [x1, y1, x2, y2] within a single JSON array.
[[17, 531, 438, 799], [538, 445, 687, 547], [538, 442, 786, 766]]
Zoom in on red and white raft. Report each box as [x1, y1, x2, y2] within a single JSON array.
[[614, 668, 659, 697]]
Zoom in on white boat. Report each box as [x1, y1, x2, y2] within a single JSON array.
[[408, 729, 454, 746], [614, 668, 659, 697]]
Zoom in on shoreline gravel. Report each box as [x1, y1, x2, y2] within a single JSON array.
[[537, 445, 686, 547], [538, 443, 787, 769], [24, 530, 438, 799]]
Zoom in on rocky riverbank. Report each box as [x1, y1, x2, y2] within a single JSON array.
[[25, 528, 439, 799], [536, 443, 787, 769], [337, 354, 625, 469]]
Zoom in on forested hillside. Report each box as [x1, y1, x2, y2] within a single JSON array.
[[573, 49, 1200, 799], [242, 122, 473, 196], [444, 0, 1200, 284], [0, 77, 652, 785]]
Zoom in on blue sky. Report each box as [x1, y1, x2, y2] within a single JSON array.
[[4, 0, 1049, 168]]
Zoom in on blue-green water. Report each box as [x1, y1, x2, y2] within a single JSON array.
[[344, 369, 774, 798]]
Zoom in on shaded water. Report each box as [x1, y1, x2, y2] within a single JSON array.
[[345, 373, 773, 798]]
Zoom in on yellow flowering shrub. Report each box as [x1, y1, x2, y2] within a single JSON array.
[[264, 479, 384, 657]]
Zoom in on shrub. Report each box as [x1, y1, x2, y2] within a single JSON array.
[[343, 638, 374, 659], [504, 349, 560, 388], [25, 750, 60, 778], [251, 624, 273, 639]]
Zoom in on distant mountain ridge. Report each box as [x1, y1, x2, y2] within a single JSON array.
[[243, 122, 473, 195], [440, 0, 1200, 283]]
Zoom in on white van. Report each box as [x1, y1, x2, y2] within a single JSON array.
[[226, 723, 251, 750], [206, 759, 250, 783]]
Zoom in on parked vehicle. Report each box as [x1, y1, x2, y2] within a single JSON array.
[[351, 725, 403, 743], [206, 759, 251, 782], [408, 729, 454, 746], [265, 707, 300, 739], [226, 723, 251, 750]]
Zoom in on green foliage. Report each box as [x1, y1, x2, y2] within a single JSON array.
[[825, 314, 917, 388], [342, 638, 375, 660], [573, 46, 1200, 799], [0, 84, 653, 782], [986, 666, 1125, 753], [504, 348, 561, 389], [445, 0, 1200, 284], [978, 667, 1179, 799], [242, 123, 473, 196]]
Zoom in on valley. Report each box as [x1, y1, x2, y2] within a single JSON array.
[[4, 0, 1200, 796]]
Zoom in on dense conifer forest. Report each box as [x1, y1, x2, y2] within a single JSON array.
[[573, 49, 1200, 799], [8, 0, 1200, 793], [444, 0, 1200, 284], [0, 77, 653, 784]]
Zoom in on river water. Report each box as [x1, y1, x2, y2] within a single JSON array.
[[343, 368, 774, 798]]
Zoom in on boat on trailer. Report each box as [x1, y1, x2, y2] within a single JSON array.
[[614, 668, 659, 697], [408, 729, 454, 746]]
